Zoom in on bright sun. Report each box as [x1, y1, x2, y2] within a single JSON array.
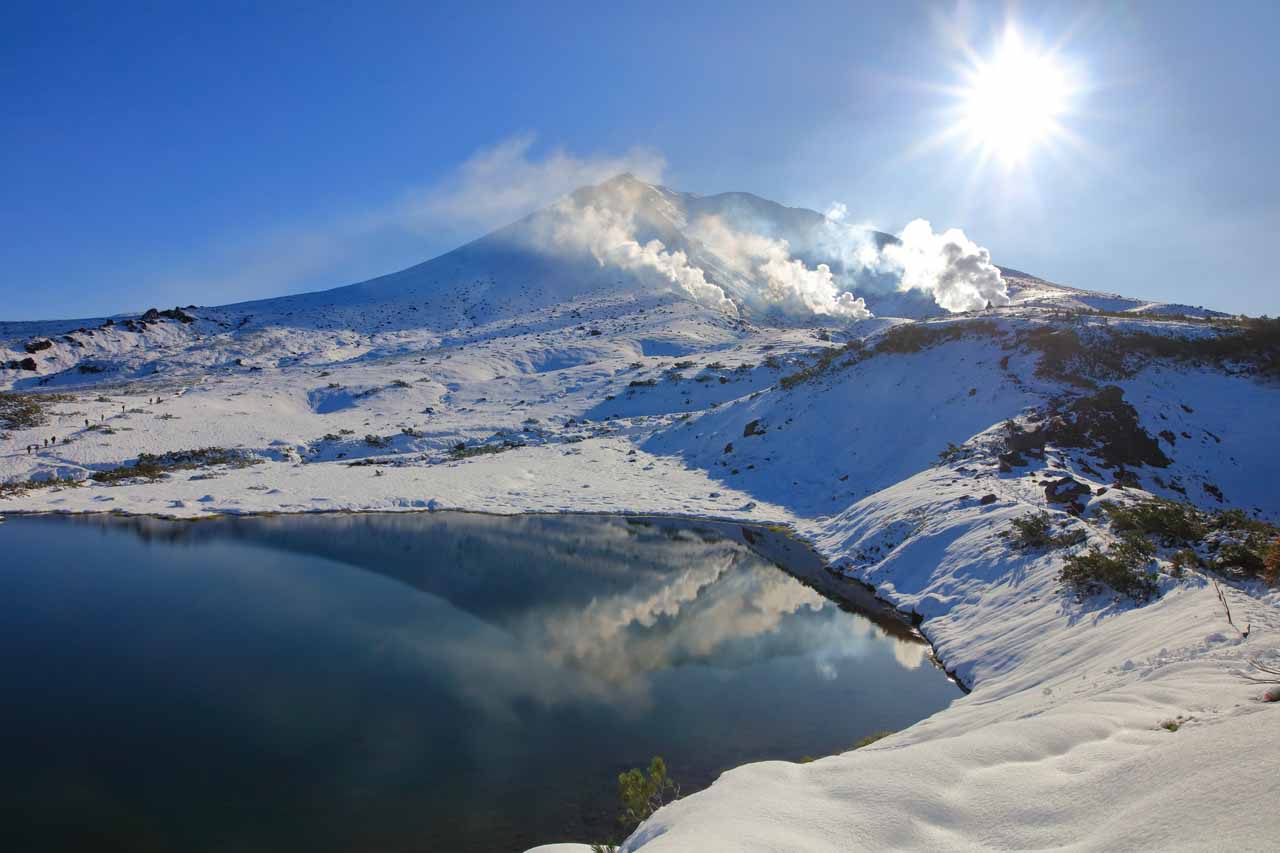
[[960, 29, 1071, 163]]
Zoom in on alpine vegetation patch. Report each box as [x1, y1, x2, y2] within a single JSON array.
[[1060, 535, 1159, 601], [90, 447, 261, 484]]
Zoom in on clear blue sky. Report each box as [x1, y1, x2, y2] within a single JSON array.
[[3, 0, 1277, 320]]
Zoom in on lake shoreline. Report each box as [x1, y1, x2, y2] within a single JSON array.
[[3, 503, 956, 679], [0, 510, 960, 852]]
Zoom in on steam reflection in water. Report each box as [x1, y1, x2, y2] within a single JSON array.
[[0, 513, 956, 853]]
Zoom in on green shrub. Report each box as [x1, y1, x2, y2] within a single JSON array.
[[1006, 512, 1088, 550], [0, 392, 72, 430], [1023, 317, 1280, 384], [852, 730, 895, 749], [0, 474, 82, 498], [1212, 508, 1277, 537], [447, 440, 524, 460], [875, 320, 1000, 355], [1102, 499, 1205, 544], [1094, 502, 1277, 586], [776, 320, 1003, 389], [617, 756, 679, 831], [90, 447, 258, 483], [1207, 511, 1280, 584], [1215, 542, 1266, 578], [1060, 535, 1158, 601], [1265, 538, 1280, 586], [778, 340, 862, 389], [1169, 549, 1201, 576]]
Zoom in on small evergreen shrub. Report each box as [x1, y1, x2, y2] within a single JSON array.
[[1169, 549, 1201, 576], [0, 474, 82, 498], [90, 447, 258, 483], [1214, 542, 1266, 578], [1060, 535, 1158, 600], [874, 320, 1000, 355], [1006, 512, 1088, 550], [1208, 512, 1280, 584], [852, 730, 895, 749], [1102, 499, 1205, 544], [778, 340, 862, 389], [1264, 538, 1280, 586], [616, 756, 679, 834], [0, 392, 72, 430], [447, 440, 525, 460]]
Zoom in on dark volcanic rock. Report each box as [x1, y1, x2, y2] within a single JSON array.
[[1009, 386, 1169, 471], [1006, 428, 1047, 453], [998, 450, 1026, 470], [141, 306, 196, 323], [1044, 476, 1093, 514], [1044, 476, 1091, 504]]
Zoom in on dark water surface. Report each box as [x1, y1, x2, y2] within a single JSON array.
[[0, 513, 956, 852]]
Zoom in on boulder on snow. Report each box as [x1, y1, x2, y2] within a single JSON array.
[[743, 419, 765, 437], [141, 306, 196, 323], [1005, 426, 1046, 454], [1044, 476, 1091, 502], [1044, 477, 1091, 515], [998, 451, 1027, 470], [24, 339, 53, 353]]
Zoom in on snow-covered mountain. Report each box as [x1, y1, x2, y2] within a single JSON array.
[[0, 175, 1222, 388], [2, 177, 1278, 852]]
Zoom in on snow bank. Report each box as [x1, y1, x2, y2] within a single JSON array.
[[3, 271, 1278, 851]]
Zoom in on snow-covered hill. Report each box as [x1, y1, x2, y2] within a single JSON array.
[[3, 177, 1278, 851]]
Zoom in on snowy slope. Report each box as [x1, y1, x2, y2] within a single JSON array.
[[1001, 268, 1227, 317], [3, 178, 1279, 851]]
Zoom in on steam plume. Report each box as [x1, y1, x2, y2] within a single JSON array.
[[552, 199, 739, 316], [883, 219, 1010, 312], [691, 215, 871, 319]]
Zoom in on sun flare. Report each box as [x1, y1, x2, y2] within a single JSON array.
[[959, 29, 1071, 163]]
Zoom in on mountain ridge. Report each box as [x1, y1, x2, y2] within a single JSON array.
[[0, 177, 1230, 388]]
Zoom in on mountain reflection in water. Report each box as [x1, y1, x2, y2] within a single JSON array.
[[0, 513, 956, 853]]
